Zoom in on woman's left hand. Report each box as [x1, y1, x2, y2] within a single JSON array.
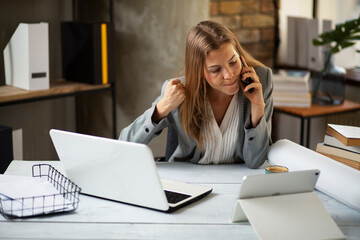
[[239, 56, 265, 127]]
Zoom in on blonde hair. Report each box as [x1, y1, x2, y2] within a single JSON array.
[[179, 20, 264, 147]]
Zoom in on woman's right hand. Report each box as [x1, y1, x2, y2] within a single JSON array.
[[152, 78, 186, 123]]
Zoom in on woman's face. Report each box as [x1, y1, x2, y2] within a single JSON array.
[[203, 42, 242, 97]]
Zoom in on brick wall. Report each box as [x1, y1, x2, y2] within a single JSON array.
[[210, 0, 276, 68]]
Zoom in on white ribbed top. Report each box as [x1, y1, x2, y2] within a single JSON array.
[[199, 93, 239, 165]]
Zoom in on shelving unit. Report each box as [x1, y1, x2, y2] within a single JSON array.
[[0, 79, 117, 139]]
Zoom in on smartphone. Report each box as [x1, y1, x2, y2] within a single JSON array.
[[240, 59, 254, 93]]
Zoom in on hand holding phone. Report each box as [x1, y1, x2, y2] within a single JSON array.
[[240, 57, 254, 93], [244, 77, 254, 93]]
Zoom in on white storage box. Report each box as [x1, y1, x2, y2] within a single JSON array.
[[3, 22, 49, 91]]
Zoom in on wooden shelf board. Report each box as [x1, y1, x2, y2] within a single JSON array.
[[0, 79, 111, 104]]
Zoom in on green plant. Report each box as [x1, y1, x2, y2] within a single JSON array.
[[313, 15, 360, 55], [311, 15, 360, 105]]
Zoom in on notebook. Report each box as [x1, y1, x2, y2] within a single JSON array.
[[49, 129, 212, 213], [232, 170, 345, 240]]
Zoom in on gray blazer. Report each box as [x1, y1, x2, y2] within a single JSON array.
[[119, 66, 273, 169]]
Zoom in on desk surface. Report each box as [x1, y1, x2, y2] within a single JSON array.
[[1, 160, 360, 240], [274, 99, 360, 118]]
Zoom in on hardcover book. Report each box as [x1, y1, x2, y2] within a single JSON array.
[[61, 22, 115, 85], [324, 134, 360, 154], [316, 143, 360, 162], [327, 124, 360, 146], [317, 152, 360, 170]]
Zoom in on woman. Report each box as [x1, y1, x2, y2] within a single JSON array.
[[119, 20, 273, 169]]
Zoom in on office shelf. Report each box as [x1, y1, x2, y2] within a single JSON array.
[[0, 79, 117, 138]]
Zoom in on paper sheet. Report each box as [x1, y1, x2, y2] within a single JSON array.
[[268, 139, 360, 211], [238, 192, 345, 240], [0, 175, 72, 217]]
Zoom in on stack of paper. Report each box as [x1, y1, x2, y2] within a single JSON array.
[[272, 69, 311, 107], [316, 124, 360, 170], [0, 175, 72, 217]]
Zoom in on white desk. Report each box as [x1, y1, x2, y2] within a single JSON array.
[[1, 160, 360, 239]]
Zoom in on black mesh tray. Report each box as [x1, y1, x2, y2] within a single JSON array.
[[0, 164, 81, 218]]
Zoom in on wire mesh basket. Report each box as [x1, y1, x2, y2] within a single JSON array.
[[0, 164, 81, 218]]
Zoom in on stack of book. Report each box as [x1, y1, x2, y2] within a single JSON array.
[[272, 69, 311, 108], [316, 124, 360, 170]]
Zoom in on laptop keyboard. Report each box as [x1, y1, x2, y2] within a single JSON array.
[[164, 190, 191, 204]]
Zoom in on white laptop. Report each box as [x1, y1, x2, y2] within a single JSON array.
[[49, 129, 212, 213], [232, 170, 345, 240]]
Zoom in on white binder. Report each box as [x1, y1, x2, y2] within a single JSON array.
[[307, 18, 322, 71], [3, 22, 49, 91], [232, 170, 345, 240]]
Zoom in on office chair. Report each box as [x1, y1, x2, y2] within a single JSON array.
[[155, 125, 178, 162], [164, 125, 178, 161]]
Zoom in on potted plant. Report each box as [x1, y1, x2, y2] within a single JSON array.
[[312, 15, 360, 105]]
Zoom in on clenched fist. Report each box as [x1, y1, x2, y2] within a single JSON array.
[[152, 79, 185, 123]]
